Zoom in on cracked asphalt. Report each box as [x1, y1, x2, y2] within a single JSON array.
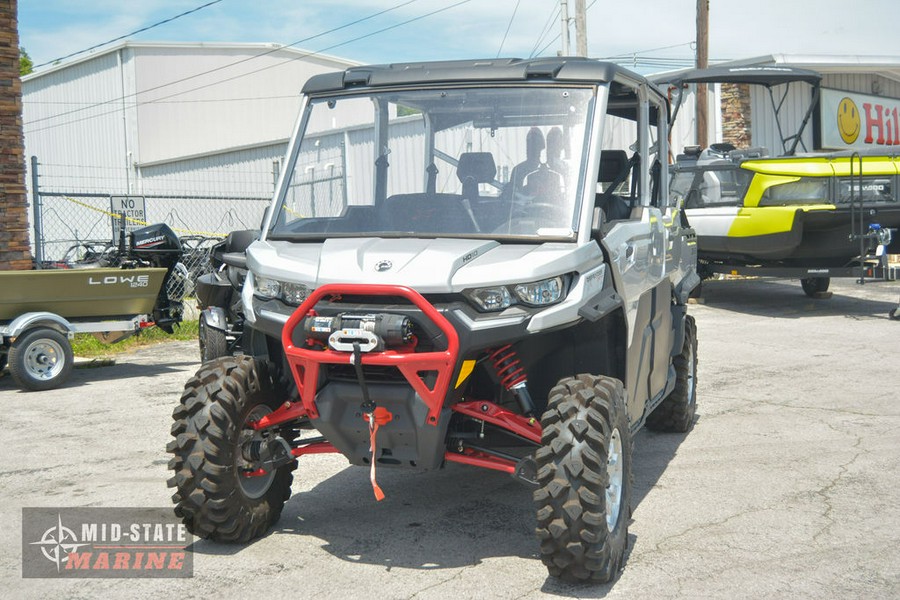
[[1, 276, 899, 599]]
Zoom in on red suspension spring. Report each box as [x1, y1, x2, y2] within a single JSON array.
[[488, 344, 527, 390]]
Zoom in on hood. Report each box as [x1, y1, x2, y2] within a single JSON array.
[[247, 237, 598, 294]]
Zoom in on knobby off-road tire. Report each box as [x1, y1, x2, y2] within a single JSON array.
[[167, 355, 296, 542], [534, 374, 632, 583], [801, 277, 830, 298], [198, 313, 228, 363], [646, 314, 698, 433], [8, 327, 74, 391]]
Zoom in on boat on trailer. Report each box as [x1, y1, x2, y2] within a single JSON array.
[[654, 66, 900, 306]]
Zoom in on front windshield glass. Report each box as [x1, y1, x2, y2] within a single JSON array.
[[268, 86, 595, 241]]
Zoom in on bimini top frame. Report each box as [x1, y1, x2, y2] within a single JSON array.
[[652, 65, 823, 156]]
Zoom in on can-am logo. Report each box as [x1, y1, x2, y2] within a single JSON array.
[[22, 507, 193, 579], [88, 274, 150, 288]]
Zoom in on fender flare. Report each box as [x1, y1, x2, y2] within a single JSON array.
[[201, 306, 229, 332]]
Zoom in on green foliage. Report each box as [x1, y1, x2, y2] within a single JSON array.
[[19, 47, 33, 76], [70, 320, 199, 357], [396, 105, 421, 117]]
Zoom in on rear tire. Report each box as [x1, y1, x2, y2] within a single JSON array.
[[646, 314, 698, 432], [801, 277, 830, 298], [167, 356, 296, 542], [198, 313, 228, 362], [534, 374, 631, 583], [8, 328, 74, 391]]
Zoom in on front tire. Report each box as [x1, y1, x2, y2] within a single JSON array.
[[646, 314, 698, 432], [801, 277, 830, 298], [198, 312, 228, 362], [167, 356, 296, 542], [534, 374, 632, 583], [8, 327, 74, 391]]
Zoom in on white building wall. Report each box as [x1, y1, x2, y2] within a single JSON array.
[[132, 45, 351, 166], [22, 49, 135, 194]]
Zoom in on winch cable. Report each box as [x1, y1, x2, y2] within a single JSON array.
[[351, 342, 393, 501]]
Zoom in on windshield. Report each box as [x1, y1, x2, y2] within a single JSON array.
[[268, 86, 595, 241]]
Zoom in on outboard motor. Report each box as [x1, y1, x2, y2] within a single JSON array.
[[128, 223, 185, 332]]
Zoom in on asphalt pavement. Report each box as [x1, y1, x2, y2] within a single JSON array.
[[1, 276, 899, 599]]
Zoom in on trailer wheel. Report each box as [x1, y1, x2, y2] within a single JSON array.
[[167, 356, 296, 542], [198, 313, 228, 362], [8, 327, 74, 391], [647, 314, 698, 432], [534, 374, 631, 583], [801, 277, 830, 298]]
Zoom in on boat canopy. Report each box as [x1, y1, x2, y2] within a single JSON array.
[[652, 65, 822, 88]]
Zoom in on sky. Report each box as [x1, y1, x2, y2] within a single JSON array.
[[17, 0, 900, 76]]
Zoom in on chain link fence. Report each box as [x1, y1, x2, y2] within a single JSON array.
[[29, 158, 278, 303]]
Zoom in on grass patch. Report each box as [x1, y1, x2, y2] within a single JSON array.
[[71, 320, 198, 357]]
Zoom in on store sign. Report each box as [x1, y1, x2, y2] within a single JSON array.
[[820, 88, 900, 150]]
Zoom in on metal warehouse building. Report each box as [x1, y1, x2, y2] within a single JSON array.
[[22, 42, 358, 261]]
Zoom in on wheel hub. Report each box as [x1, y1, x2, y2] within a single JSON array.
[[236, 405, 277, 499], [25, 340, 64, 380], [605, 427, 624, 532]]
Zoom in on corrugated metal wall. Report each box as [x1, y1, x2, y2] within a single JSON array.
[[23, 50, 134, 194], [133, 46, 327, 165]]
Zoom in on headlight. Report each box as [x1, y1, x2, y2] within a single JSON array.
[[253, 274, 311, 306], [514, 276, 563, 306], [465, 276, 567, 312], [467, 286, 513, 311], [254, 275, 281, 299], [281, 282, 311, 305]]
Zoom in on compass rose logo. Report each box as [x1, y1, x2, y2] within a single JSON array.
[[30, 514, 91, 571]]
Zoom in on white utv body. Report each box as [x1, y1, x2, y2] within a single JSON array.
[[168, 57, 700, 583]]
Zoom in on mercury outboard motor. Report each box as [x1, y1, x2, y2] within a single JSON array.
[[128, 223, 185, 333]]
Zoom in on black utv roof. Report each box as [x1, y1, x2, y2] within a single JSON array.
[[302, 57, 646, 94], [652, 65, 822, 88]]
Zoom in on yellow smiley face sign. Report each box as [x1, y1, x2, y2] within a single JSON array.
[[837, 97, 860, 144]]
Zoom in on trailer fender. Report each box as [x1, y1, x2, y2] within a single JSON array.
[[1, 312, 75, 343]]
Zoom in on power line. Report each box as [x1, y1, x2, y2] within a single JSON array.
[[32, 0, 225, 69], [529, 5, 560, 58], [496, 0, 522, 58], [25, 0, 473, 136], [26, 0, 421, 127]]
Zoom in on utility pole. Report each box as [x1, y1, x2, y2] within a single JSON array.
[[574, 0, 587, 57], [560, 0, 571, 56], [696, 0, 709, 148]]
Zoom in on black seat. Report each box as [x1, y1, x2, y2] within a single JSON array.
[[596, 150, 632, 222], [457, 152, 496, 200]]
